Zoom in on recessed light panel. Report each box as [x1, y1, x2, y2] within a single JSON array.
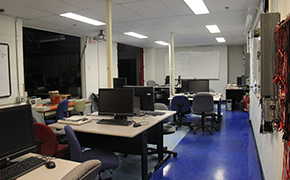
[[216, 37, 226, 43], [155, 41, 170, 45], [60, 12, 105, 26], [124, 32, 148, 39], [205, 25, 221, 33], [183, 0, 209, 15]]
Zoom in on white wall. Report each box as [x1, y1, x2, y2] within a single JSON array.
[[0, 15, 24, 106], [249, 0, 290, 179], [144, 45, 228, 99], [228, 46, 246, 83], [81, 38, 118, 99]]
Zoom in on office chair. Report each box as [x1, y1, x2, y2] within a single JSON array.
[[45, 99, 69, 125], [61, 160, 102, 180], [148, 103, 177, 157], [33, 123, 69, 159], [170, 95, 191, 130], [73, 99, 86, 115], [64, 125, 119, 180], [32, 110, 66, 138], [191, 92, 216, 135], [147, 80, 159, 87]]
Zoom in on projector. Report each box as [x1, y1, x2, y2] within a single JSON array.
[[93, 30, 106, 42]]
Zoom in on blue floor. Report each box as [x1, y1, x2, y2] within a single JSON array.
[[110, 104, 263, 180]]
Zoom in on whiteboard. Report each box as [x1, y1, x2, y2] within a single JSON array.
[[0, 43, 11, 98], [165, 51, 220, 79]]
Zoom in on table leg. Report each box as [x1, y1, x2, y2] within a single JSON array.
[[141, 131, 152, 180]]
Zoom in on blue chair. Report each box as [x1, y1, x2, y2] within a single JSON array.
[[170, 95, 191, 130], [45, 99, 69, 125], [64, 125, 119, 180]]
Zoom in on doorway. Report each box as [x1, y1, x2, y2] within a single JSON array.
[[117, 43, 143, 86]]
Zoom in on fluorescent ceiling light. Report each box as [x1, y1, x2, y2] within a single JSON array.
[[155, 41, 170, 46], [124, 32, 148, 39], [205, 25, 221, 33], [59, 12, 105, 26], [216, 37, 226, 43], [183, 0, 209, 15]]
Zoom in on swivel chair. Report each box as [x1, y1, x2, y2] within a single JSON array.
[[170, 95, 191, 130], [45, 99, 69, 125], [148, 103, 177, 158], [33, 123, 69, 159], [32, 110, 66, 138], [61, 160, 102, 180], [147, 80, 159, 87], [64, 125, 119, 180], [73, 99, 86, 115], [191, 92, 216, 135]]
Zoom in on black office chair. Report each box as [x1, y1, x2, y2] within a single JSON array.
[[191, 92, 216, 135], [147, 103, 177, 158], [170, 95, 191, 130]]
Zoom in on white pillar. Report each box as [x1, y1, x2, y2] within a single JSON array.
[[106, 0, 113, 88], [170, 32, 175, 96]]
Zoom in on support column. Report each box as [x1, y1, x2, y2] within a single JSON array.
[[106, 0, 113, 88], [170, 32, 175, 96]]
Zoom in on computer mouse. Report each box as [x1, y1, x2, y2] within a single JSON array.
[[133, 123, 141, 127], [45, 161, 56, 169]]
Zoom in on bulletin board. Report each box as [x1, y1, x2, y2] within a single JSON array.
[[164, 50, 220, 79], [0, 43, 11, 98]]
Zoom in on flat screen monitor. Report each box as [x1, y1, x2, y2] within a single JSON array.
[[124, 86, 154, 111], [188, 79, 209, 93], [0, 104, 36, 167], [165, 76, 169, 85], [98, 88, 134, 119], [181, 79, 189, 92], [113, 78, 127, 88]]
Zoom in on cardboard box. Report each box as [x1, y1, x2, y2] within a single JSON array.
[[48, 91, 70, 104]]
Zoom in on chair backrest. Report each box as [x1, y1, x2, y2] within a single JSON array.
[[32, 110, 45, 124], [56, 99, 69, 120], [147, 80, 158, 87], [61, 159, 102, 180], [191, 93, 214, 113], [171, 95, 190, 113], [154, 103, 170, 123], [64, 125, 83, 162], [33, 123, 58, 156], [74, 99, 86, 113]]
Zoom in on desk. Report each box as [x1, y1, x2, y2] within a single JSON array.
[[49, 110, 176, 180], [33, 100, 92, 118], [170, 93, 222, 130], [16, 153, 80, 180]]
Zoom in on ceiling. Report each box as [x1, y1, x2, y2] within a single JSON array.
[[0, 0, 261, 48]]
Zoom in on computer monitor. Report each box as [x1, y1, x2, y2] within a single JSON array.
[[98, 88, 134, 119], [181, 79, 189, 92], [188, 79, 209, 93], [113, 78, 127, 88], [124, 86, 154, 111], [165, 75, 169, 85], [0, 104, 36, 167]]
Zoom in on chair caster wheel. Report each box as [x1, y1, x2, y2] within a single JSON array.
[[173, 153, 178, 157], [193, 131, 196, 134], [210, 132, 213, 135]]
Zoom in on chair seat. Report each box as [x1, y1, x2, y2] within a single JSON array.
[[163, 124, 175, 134], [82, 148, 119, 171], [55, 144, 70, 159]]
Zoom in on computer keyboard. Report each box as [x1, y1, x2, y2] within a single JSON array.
[[97, 119, 133, 126], [143, 111, 165, 116], [0, 156, 46, 180]]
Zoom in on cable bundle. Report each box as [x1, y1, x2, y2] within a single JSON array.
[[274, 17, 290, 180]]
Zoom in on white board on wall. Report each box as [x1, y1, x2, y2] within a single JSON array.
[[0, 43, 11, 98], [165, 51, 220, 79]]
